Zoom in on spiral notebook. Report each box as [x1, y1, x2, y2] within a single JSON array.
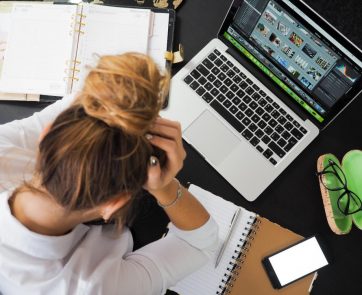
[[0, 2, 174, 98], [170, 185, 317, 295]]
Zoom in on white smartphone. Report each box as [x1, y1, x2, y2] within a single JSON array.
[[262, 236, 329, 289]]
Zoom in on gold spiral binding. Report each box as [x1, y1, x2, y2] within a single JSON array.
[[216, 215, 261, 295], [75, 20, 86, 34], [69, 10, 87, 36], [64, 60, 81, 84], [69, 67, 80, 73], [73, 3, 86, 35], [64, 4, 86, 92], [63, 76, 79, 82], [65, 60, 81, 67]]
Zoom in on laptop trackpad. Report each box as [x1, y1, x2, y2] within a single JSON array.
[[184, 110, 240, 165]]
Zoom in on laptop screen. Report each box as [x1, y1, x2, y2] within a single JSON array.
[[219, 0, 362, 126]]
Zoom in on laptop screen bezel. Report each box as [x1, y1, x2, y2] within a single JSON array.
[[217, 0, 362, 129]]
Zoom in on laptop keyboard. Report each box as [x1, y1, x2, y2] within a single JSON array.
[[183, 49, 308, 166]]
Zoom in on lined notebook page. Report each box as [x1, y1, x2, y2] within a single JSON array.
[[73, 4, 152, 92], [0, 2, 42, 101], [170, 185, 256, 295], [0, 3, 76, 96]]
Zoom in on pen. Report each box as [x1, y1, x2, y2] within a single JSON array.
[[215, 207, 241, 268]]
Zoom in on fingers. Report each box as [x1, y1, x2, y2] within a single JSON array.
[[150, 124, 180, 143], [148, 134, 185, 160], [147, 118, 184, 158], [155, 118, 181, 134], [155, 117, 181, 129], [144, 156, 162, 191], [146, 117, 185, 183], [144, 118, 186, 193], [149, 117, 182, 141]]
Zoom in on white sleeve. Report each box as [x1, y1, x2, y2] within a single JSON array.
[[120, 217, 219, 295], [0, 94, 76, 190]]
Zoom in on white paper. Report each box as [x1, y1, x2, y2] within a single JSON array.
[[73, 4, 152, 92], [0, 3, 77, 96], [170, 185, 257, 295], [0, 2, 43, 101]]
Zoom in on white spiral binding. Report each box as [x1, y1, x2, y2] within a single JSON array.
[[216, 215, 260, 295]]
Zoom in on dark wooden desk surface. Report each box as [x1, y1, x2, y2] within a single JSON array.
[[1, 1, 361, 294]]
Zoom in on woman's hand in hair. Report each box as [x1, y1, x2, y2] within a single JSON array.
[[144, 118, 210, 230], [144, 117, 186, 195]]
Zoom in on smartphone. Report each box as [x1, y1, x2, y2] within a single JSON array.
[[262, 236, 329, 289]]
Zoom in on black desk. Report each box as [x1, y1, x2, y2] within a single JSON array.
[[1, 1, 361, 294]]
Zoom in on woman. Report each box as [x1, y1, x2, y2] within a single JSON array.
[[0, 53, 218, 294]]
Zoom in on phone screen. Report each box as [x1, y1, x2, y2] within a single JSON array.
[[264, 237, 328, 288]]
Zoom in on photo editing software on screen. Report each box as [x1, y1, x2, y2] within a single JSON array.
[[223, 0, 362, 123]]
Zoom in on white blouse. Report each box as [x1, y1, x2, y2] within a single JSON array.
[[0, 94, 219, 295]]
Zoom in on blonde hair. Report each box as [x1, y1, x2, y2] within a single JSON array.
[[78, 53, 169, 135], [25, 53, 170, 227]]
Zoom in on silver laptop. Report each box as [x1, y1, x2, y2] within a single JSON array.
[[161, 0, 362, 201]]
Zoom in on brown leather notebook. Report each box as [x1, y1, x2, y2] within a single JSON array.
[[170, 185, 317, 295], [224, 217, 316, 295]]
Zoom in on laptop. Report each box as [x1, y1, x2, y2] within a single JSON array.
[[161, 0, 362, 201]]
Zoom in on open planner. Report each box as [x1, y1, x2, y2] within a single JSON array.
[[0, 1, 174, 99], [171, 185, 317, 295]]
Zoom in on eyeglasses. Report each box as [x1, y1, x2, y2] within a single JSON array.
[[316, 159, 362, 215]]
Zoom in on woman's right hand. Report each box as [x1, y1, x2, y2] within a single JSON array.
[[143, 117, 186, 196]]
